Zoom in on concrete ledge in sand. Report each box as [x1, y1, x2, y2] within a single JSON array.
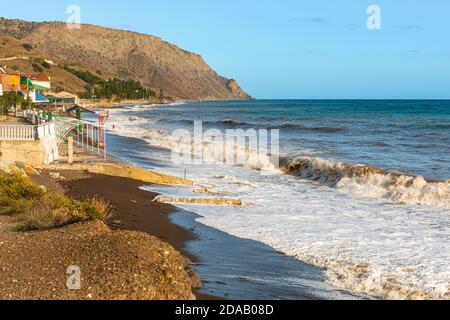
[[155, 196, 243, 206], [39, 162, 193, 186]]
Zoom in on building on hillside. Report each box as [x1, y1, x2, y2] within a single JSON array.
[[19, 73, 50, 104], [0, 73, 21, 92], [47, 91, 80, 105], [28, 73, 51, 91], [0, 71, 51, 104]]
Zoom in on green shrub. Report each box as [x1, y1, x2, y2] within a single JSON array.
[[41, 61, 51, 69], [22, 43, 33, 51], [32, 63, 43, 73], [0, 173, 111, 231]]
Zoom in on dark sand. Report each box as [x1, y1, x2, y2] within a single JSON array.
[[61, 174, 193, 258]]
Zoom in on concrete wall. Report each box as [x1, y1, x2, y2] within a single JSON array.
[[0, 140, 46, 168], [41, 162, 193, 186]]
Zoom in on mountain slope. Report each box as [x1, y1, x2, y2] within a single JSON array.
[[0, 18, 252, 100], [0, 34, 89, 94]]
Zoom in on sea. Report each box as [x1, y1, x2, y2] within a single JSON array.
[[91, 100, 450, 299]]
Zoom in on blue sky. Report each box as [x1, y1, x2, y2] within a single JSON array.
[[1, 0, 449, 99]]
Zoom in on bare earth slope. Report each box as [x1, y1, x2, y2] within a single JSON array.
[[0, 17, 252, 100], [0, 218, 194, 300]]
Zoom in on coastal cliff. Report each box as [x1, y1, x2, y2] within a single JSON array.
[[0, 17, 252, 100]]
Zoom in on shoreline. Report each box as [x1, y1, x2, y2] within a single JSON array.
[[3, 131, 366, 300], [80, 98, 185, 110], [55, 169, 362, 300]]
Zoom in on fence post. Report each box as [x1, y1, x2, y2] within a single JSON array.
[[33, 126, 39, 140], [68, 136, 74, 164]]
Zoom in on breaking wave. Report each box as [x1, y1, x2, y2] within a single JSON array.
[[107, 115, 279, 172], [108, 103, 450, 300], [281, 156, 450, 208]]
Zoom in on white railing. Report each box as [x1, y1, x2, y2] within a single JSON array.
[[0, 119, 55, 142], [0, 125, 37, 141]]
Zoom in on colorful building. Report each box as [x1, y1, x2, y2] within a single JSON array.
[[0, 71, 52, 104], [0, 73, 21, 92], [27, 73, 51, 91], [22, 73, 51, 103]]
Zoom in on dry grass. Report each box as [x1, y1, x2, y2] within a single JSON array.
[[0, 172, 111, 231]]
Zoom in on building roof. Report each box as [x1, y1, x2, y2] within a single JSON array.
[[35, 92, 49, 103], [52, 91, 79, 99], [66, 105, 95, 114], [27, 73, 50, 82]]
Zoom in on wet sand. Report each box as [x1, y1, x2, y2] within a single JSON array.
[[169, 208, 365, 300]]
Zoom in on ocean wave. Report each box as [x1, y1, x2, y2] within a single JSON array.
[[203, 119, 254, 128], [156, 118, 254, 127], [109, 108, 450, 300], [281, 156, 450, 208], [215, 175, 259, 188], [308, 126, 346, 133], [108, 114, 279, 172], [293, 252, 450, 300], [269, 124, 346, 133]]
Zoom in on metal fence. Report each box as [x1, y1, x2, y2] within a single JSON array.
[[53, 117, 107, 160]]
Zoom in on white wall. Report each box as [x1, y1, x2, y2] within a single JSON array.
[[37, 123, 59, 164]]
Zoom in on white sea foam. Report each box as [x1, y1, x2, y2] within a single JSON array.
[[282, 156, 450, 209], [147, 171, 450, 300]]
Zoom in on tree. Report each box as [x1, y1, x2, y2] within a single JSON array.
[[32, 63, 44, 73], [20, 96, 32, 110], [0, 92, 25, 115]]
